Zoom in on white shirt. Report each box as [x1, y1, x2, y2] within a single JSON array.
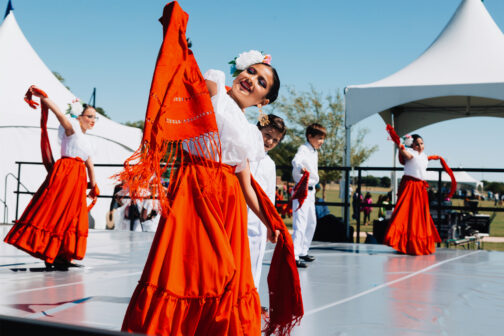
[[248, 154, 276, 227], [58, 118, 93, 161], [200, 69, 265, 172], [292, 142, 319, 186], [403, 148, 428, 180]]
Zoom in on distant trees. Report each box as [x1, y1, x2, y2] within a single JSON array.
[[357, 175, 391, 188], [482, 180, 504, 194], [123, 120, 145, 131]]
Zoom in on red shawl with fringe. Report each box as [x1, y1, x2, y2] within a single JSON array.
[[386, 124, 456, 198], [117, 1, 303, 334], [252, 177, 304, 336]]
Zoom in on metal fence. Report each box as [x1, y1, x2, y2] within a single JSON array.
[[11, 161, 504, 243]]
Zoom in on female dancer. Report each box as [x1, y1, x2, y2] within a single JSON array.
[[120, 2, 302, 335], [4, 86, 99, 270], [383, 133, 442, 255]]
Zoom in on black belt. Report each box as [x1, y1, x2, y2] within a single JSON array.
[[308, 186, 314, 191]]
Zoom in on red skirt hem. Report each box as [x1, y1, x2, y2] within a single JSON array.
[[4, 157, 89, 263]]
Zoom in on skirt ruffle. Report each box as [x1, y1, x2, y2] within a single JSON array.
[[4, 157, 88, 263], [384, 175, 441, 256]]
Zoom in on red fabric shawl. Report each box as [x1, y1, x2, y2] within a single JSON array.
[[428, 155, 457, 199], [291, 171, 310, 211], [117, 1, 303, 334], [251, 177, 304, 336], [116, 1, 219, 212]]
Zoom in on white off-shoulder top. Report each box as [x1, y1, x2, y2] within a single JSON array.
[[403, 148, 428, 180], [58, 117, 93, 161]]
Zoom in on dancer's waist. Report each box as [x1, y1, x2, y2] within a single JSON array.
[[184, 153, 236, 174], [61, 156, 85, 164]]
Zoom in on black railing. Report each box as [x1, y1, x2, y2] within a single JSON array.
[[11, 161, 504, 243]]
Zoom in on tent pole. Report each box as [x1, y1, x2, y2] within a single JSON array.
[[391, 113, 397, 204], [344, 100, 351, 241]]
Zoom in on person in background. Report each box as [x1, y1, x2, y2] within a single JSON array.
[[384, 134, 441, 255], [4, 85, 98, 270], [362, 192, 373, 225], [352, 187, 363, 221], [291, 123, 326, 268], [247, 114, 286, 312]]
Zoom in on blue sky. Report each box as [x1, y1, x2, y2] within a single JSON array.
[[4, 0, 504, 181]]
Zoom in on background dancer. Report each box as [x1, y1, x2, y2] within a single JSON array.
[[120, 3, 302, 335], [4, 85, 99, 271], [247, 114, 286, 310], [291, 123, 326, 268], [383, 132, 443, 255]]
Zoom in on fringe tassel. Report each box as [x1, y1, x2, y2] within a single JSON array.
[[115, 133, 222, 216]]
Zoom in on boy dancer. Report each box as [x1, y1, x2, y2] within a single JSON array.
[[248, 114, 286, 290], [291, 123, 326, 268]]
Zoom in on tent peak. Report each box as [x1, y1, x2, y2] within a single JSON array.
[[3, 0, 13, 19]]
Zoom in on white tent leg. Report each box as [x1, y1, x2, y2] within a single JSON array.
[[344, 123, 351, 239]]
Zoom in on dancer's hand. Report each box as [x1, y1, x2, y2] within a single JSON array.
[[267, 227, 280, 243], [29, 85, 48, 98], [88, 184, 100, 200]]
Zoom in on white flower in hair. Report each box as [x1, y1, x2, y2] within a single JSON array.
[[235, 50, 264, 70], [404, 135, 413, 147], [67, 98, 83, 117]]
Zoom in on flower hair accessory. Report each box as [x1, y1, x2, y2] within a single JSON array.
[[66, 98, 83, 117], [229, 50, 272, 77], [403, 134, 413, 147]]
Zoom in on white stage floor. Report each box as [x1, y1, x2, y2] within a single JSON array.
[[1, 226, 503, 335]]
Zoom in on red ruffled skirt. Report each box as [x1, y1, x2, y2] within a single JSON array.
[[121, 161, 260, 335], [384, 175, 441, 255], [4, 157, 88, 263]]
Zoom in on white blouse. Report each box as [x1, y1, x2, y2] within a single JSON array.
[[403, 148, 428, 180], [58, 117, 93, 161], [291, 142, 319, 186], [203, 69, 265, 172]]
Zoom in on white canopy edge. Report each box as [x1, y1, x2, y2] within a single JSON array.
[[345, 0, 504, 134]]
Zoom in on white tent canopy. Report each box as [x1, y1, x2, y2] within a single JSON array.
[[344, 0, 504, 136], [0, 10, 142, 227]]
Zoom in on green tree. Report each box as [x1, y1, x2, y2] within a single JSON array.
[[269, 86, 377, 197], [123, 120, 145, 131], [380, 176, 391, 188]]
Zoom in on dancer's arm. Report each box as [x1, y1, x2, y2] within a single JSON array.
[[398, 144, 413, 161], [30, 86, 75, 136], [85, 157, 97, 199], [205, 80, 217, 97], [237, 162, 280, 243]]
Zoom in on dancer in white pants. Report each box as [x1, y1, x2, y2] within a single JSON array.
[[248, 114, 286, 290], [291, 123, 326, 268]]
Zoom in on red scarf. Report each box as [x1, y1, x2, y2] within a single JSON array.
[[428, 155, 457, 198], [251, 177, 304, 336], [291, 171, 310, 211], [116, 1, 219, 213]]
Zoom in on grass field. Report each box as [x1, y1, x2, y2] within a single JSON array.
[[282, 186, 504, 252]]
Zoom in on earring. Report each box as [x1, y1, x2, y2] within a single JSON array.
[[258, 104, 269, 126]]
